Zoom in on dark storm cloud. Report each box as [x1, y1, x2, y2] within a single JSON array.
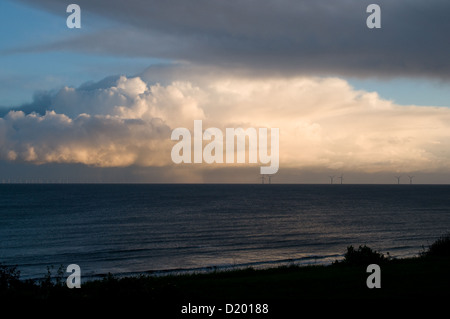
[[12, 0, 450, 78]]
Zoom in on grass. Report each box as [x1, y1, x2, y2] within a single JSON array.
[[1, 234, 450, 305]]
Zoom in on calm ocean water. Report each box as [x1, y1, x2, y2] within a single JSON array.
[[0, 184, 449, 280]]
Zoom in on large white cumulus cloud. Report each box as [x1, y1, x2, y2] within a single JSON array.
[[2, 71, 450, 173], [0, 110, 170, 167]]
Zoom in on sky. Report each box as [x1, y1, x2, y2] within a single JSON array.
[[1, 0, 450, 184]]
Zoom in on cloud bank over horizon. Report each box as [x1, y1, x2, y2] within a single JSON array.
[[3, 1, 450, 182], [10, 0, 450, 79], [2, 69, 450, 178]]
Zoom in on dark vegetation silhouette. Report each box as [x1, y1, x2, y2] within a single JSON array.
[[332, 245, 387, 266], [1, 234, 449, 300], [420, 233, 450, 258]]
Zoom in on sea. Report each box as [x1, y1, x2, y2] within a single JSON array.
[[0, 184, 449, 281]]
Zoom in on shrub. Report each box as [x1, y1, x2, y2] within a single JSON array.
[[334, 245, 386, 266], [40, 265, 66, 290], [421, 233, 450, 258], [0, 263, 21, 291]]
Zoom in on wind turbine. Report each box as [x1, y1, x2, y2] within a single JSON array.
[[329, 175, 335, 184], [408, 175, 414, 185], [268, 175, 272, 184], [261, 175, 265, 184], [338, 174, 343, 185], [395, 176, 401, 184]]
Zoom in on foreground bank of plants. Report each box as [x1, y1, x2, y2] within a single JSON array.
[[1, 233, 449, 300]]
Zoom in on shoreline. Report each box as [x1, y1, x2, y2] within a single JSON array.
[[2, 239, 449, 303], [77, 253, 344, 282], [8, 244, 429, 282]]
